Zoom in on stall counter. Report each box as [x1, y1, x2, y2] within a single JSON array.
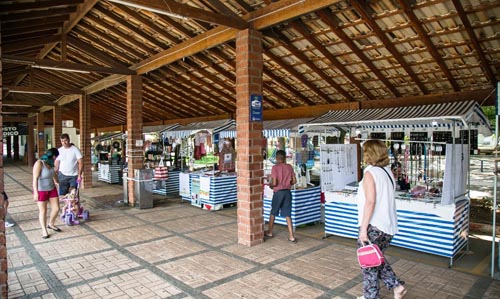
[[324, 191, 469, 265], [98, 163, 121, 184], [263, 185, 322, 230], [179, 172, 237, 209]]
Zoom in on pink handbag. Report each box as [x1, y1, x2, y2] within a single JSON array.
[[357, 241, 385, 268]]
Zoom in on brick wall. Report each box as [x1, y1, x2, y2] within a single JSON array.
[[235, 29, 265, 246], [37, 113, 45, 155], [126, 75, 143, 206], [0, 21, 9, 298], [79, 94, 92, 188]]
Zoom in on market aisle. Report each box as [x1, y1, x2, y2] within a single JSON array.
[[4, 162, 500, 298]]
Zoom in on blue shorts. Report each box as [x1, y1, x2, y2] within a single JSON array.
[[58, 173, 78, 196], [270, 189, 292, 217]]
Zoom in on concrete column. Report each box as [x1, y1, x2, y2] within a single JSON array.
[[236, 29, 264, 246], [79, 93, 92, 188], [37, 113, 45, 155], [13, 135, 19, 160], [126, 75, 143, 207], [53, 105, 62, 148]]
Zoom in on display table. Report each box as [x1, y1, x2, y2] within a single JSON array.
[[263, 185, 322, 230], [98, 163, 121, 184], [179, 172, 237, 209], [152, 170, 180, 196], [324, 191, 469, 265]]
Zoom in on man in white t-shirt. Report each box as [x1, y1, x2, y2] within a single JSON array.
[[55, 133, 83, 195]]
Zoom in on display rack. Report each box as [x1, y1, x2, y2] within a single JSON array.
[[152, 169, 181, 196], [98, 162, 121, 184]]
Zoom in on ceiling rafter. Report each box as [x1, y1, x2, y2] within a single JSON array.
[[451, 0, 496, 84], [317, 9, 400, 97], [266, 28, 351, 103], [290, 20, 373, 100], [350, 1, 429, 95], [263, 67, 315, 107], [68, 34, 130, 68], [398, 0, 460, 91], [108, 0, 247, 29]]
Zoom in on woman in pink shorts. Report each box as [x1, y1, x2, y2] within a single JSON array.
[[32, 148, 60, 239]]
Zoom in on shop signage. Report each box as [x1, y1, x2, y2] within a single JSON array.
[[38, 131, 44, 140], [250, 94, 263, 122], [3, 126, 19, 137]]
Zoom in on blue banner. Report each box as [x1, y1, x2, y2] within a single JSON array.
[[250, 94, 263, 122]]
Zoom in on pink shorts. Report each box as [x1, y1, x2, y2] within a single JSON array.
[[37, 188, 58, 202]]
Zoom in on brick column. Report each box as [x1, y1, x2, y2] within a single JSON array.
[[37, 112, 45, 156], [126, 75, 143, 207], [5, 136, 11, 159], [53, 105, 62, 148], [0, 22, 8, 297], [236, 29, 264, 246], [13, 135, 19, 160], [79, 93, 92, 188], [27, 120, 35, 166]]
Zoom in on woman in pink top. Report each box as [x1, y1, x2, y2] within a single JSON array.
[[265, 150, 297, 243]]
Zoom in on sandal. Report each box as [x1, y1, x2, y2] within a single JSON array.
[[264, 233, 273, 238], [47, 225, 62, 232], [42, 234, 50, 239], [288, 238, 297, 243], [394, 285, 407, 299]]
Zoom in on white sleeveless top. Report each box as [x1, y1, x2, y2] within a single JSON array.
[[357, 165, 398, 235]]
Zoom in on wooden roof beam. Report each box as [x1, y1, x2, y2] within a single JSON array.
[[108, 0, 247, 29], [67, 35, 130, 69], [350, 1, 429, 95], [3, 85, 81, 95], [291, 20, 373, 100], [2, 55, 135, 75], [266, 28, 352, 103], [451, 0, 496, 84], [398, 0, 460, 91], [317, 9, 401, 97]]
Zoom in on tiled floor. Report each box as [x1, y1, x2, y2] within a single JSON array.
[[4, 162, 500, 298]]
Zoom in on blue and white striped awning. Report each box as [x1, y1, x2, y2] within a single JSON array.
[[143, 123, 180, 134], [164, 119, 236, 139], [92, 131, 123, 141], [301, 101, 492, 135], [219, 118, 316, 138]]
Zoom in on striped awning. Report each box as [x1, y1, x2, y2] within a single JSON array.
[[142, 123, 180, 134], [301, 101, 492, 135], [92, 132, 123, 141], [164, 119, 236, 139], [219, 118, 316, 138]]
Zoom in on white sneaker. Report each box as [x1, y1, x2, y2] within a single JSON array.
[[5, 221, 14, 228]]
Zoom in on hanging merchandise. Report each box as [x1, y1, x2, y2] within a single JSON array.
[[153, 158, 169, 181]]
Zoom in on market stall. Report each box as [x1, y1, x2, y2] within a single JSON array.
[[300, 100, 491, 266], [173, 119, 238, 209], [94, 131, 124, 184]]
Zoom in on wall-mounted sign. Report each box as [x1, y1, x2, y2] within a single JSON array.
[[62, 120, 74, 127], [2, 127, 19, 137], [250, 94, 263, 122], [38, 131, 44, 140]]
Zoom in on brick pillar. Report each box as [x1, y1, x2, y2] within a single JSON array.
[[0, 21, 8, 297], [5, 136, 11, 159], [126, 75, 143, 207], [236, 29, 264, 246], [13, 135, 19, 160], [37, 112, 45, 156], [53, 105, 62, 148], [28, 120, 35, 166], [79, 93, 92, 188]]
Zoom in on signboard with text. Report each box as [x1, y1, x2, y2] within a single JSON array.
[[250, 94, 263, 122]]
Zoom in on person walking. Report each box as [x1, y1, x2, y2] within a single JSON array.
[[33, 148, 61, 239], [265, 149, 297, 243], [357, 140, 406, 299], [55, 133, 83, 196]]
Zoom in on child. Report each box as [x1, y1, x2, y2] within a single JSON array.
[[61, 186, 80, 218]]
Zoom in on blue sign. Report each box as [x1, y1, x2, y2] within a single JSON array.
[[38, 131, 44, 140], [250, 94, 263, 122]]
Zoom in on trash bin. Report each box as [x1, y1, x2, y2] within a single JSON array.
[[134, 169, 154, 209]]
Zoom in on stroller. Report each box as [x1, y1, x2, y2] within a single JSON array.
[[60, 183, 90, 225]]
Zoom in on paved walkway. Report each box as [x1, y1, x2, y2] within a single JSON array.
[[4, 162, 500, 298]]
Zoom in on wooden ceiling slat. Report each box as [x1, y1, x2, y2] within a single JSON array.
[[108, 0, 247, 29], [67, 35, 128, 69], [0, 0, 83, 13]]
